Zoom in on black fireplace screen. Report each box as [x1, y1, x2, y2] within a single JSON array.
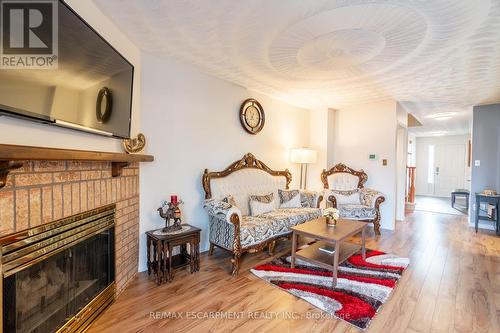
[[3, 227, 115, 333]]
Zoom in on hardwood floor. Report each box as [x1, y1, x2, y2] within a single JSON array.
[[89, 211, 500, 333]]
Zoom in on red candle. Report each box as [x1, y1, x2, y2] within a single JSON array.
[[171, 195, 178, 204]]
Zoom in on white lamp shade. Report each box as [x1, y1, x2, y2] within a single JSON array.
[[290, 148, 317, 164]]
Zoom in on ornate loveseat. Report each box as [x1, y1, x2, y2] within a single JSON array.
[[203, 153, 323, 275], [321, 164, 385, 235]]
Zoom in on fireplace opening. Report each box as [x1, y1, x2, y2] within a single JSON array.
[[1, 205, 116, 333]]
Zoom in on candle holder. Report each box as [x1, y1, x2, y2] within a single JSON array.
[[157, 198, 184, 232]]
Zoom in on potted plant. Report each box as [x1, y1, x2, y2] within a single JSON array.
[[323, 207, 340, 227]]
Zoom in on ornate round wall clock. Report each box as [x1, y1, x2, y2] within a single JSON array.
[[239, 98, 265, 135]]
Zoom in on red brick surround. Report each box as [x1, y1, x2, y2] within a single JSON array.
[[0, 160, 140, 294]]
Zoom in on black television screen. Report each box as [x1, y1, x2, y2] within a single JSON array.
[[0, 0, 134, 138]]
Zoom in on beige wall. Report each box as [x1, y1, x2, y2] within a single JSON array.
[[139, 53, 311, 271], [329, 100, 398, 231], [307, 108, 329, 193]]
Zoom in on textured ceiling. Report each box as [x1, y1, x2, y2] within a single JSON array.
[[400, 101, 473, 136], [94, 0, 500, 135]]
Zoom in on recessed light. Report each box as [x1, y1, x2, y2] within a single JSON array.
[[426, 131, 448, 136], [426, 112, 457, 119]]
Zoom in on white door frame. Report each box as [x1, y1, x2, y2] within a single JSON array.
[[396, 126, 408, 220], [416, 139, 466, 197]]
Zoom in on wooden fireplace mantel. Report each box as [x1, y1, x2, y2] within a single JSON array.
[[0, 144, 154, 188]]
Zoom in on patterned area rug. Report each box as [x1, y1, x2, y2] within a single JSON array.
[[251, 248, 409, 330]]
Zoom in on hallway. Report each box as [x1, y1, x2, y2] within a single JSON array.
[[415, 195, 467, 215]]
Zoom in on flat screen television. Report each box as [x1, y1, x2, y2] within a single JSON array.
[[0, 0, 134, 138]]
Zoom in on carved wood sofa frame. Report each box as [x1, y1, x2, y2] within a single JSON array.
[[203, 153, 322, 276], [321, 163, 385, 235]]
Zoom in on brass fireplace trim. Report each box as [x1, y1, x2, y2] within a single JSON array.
[[56, 282, 116, 333], [3, 219, 115, 277], [1, 204, 116, 277], [2, 214, 114, 264], [0, 204, 116, 333], [1, 204, 116, 251]]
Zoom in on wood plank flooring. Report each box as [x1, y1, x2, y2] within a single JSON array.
[[89, 211, 500, 333]]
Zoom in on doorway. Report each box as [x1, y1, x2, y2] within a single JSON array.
[[414, 135, 470, 215], [433, 144, 466, 196]]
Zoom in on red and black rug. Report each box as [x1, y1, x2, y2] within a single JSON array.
[[251, 248, 409, 330]]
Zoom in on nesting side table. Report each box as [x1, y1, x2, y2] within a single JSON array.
[[475, 193, 500, 235], [146, 225, 201, 285]]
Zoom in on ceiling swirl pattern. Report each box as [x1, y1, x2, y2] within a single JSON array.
[[269, 3, 427, 81], [95, 0, 500, 134]]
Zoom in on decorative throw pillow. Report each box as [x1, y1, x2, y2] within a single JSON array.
[[249, 192, 274, 203], [249, 193, 275, 216], [222, 195, 238, 208], [331, 189, 361, 205], [278, 189, 301, 208], [300, 191, 319, 208]]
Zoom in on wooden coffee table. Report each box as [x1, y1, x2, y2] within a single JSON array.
[[291, 217, 367, 287]]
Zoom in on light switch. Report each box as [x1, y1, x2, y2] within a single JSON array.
[[382, 159, 387, 166], [474, 160, 480, 166]]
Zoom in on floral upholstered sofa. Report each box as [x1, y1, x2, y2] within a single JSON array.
[[203, 153, 322, 275], [321, 163, 385, 235]]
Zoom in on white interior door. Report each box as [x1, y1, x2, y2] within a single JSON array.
[[433, 144, 466, 197]]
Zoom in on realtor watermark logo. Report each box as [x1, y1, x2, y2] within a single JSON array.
[[0, 0, 58, 69]]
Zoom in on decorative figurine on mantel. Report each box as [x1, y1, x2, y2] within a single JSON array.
[[158, 195, 184, 232], [123, 133, 146, 154]]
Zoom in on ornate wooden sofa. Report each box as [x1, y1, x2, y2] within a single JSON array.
[[321, 163, 385, 235], [202, 153, 323, 275]]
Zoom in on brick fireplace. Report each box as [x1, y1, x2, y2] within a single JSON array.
[[0, 144, 152, 332], [0, 159, 140, 294]]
